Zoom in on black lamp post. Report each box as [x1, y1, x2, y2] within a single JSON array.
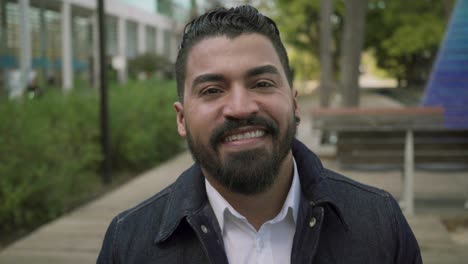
[[97, 0, 111, 183]]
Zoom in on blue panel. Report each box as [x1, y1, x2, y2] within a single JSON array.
[[73, 60, 89, 71], [422, 0, 468, 128], [32, 58, 50, 68], [0, 55, 18, 68]]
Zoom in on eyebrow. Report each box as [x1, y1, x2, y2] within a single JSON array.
[[191, 74, 225, 88], [246, 65, 280, 78], [190, 65, 280, 89]]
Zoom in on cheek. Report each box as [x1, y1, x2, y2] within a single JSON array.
[[261, 98, 294, 121], [186, 106, 219, 137]]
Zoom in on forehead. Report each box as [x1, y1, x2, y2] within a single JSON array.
[[184, 34, 285, 85]]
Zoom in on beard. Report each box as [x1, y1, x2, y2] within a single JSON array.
[[185, 113, 297, 195]]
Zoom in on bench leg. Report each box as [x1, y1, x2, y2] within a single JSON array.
[[402, 130, 415, 215]]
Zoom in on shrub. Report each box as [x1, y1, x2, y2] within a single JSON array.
[[0, 92, 101, 233], [109, 79, 183, 171], [0, 78, 183, 236]]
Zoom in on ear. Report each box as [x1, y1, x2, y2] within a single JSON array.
[[174, 102, 187, 137], [293, 89, 300, 118]]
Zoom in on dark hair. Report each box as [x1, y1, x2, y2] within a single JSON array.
[[175, 5, 292, 102]]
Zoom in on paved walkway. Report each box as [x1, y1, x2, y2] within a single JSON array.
[[1, 93, 467, 263]]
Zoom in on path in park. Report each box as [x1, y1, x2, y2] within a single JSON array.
[[0, 92, 467, 263]]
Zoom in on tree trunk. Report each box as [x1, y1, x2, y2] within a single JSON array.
[[340, 0, 368, 107], [319, 0, 333, 107]]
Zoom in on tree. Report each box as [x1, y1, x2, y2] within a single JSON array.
[[271, 0, 451, 105], [365, 0, 453, 87], [340, 0, 368, 106], [319, 0, 334, 107], [273, 0, 368, 106], [272, 0, 322, 81]]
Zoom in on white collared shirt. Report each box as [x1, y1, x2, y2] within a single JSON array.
[[205, 158, 301, 264]]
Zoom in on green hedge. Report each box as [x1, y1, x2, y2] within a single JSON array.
[[0, 78, 183, 235], [110, 80, 182, 170]]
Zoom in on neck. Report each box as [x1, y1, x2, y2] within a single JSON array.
[[204, 152, 294, 231]]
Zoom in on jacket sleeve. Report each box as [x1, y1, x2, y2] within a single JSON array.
[[388, 196, 423, 264], [97, 217, 119, 264]]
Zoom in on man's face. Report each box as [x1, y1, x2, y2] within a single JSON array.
[[174, 34, 299, 195]]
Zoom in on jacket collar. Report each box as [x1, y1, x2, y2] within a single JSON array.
[[155, 139, 348, 243], [291, 139, 349, 231], [154, 163, 208, 243]]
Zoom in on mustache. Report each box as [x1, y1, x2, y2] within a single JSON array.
[[209, 115, 279, 149]]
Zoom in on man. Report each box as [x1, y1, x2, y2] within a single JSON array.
[[97, 5, 421, 264]]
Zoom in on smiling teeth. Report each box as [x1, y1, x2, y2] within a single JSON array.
[[225, 130, 265, 142]]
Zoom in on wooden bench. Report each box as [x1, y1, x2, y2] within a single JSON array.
[[310, 107, 468, 214]]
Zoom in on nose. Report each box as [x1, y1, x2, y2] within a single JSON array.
[[222, 86, 259, 119]]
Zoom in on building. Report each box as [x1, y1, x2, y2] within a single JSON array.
[[0, 0, 214, 98]]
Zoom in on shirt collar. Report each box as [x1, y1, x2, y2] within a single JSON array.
[[205, 157, 301, 233]]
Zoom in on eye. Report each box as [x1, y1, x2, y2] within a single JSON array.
[[200, 87, 223, 96], [253, 81, 275, 89]]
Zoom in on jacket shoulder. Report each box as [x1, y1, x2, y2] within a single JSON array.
[[97, 164, 210, 263], [322, 168, 391, 197], [116, 184, 173, 223], [97, 183, 174, 263], [319, 168, 421, 263]]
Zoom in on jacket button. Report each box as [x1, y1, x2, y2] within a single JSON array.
[[309, 217, 317, 228], [201, 225, 208, 234]]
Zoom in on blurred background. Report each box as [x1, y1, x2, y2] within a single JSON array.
[[0, 0, 467, 263]]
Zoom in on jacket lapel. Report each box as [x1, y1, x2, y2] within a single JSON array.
[[291, 139, 349, 263], [153, 163, 228, 263]]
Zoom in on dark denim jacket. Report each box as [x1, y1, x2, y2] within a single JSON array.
[[97, 139, 422, 263]]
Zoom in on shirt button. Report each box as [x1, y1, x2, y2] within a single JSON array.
[[309, 217, 317, 228], [201, 225, 208, 233], [258, 239, 264, 248]]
